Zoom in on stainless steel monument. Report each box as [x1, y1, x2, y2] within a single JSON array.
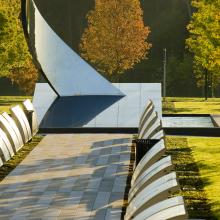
[[22, 0, 162, 129]]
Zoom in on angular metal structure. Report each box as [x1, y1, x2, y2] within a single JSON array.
[[21, 0, 124, 128], [22, 0, 162, 129]]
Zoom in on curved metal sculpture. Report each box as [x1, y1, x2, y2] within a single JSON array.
[[21, 0, 124, 128]]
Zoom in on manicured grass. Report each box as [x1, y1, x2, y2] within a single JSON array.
[[0, 96, 32, 113], [0, 135, 43, 182], [166, 136, 220, 219], [163, 97, 220, 114], [188, 137, 220, 219]]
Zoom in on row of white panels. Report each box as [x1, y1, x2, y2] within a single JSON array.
[[124, 101, 187, 220], [0, 100, 38, 167]]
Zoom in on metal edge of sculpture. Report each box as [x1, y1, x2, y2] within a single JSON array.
[[21, 0, 125, 128]]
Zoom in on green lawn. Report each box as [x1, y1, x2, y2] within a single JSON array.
[[163, 97, 220, 114], [166, 136, 220, 219], [188, 137, 220, 219]]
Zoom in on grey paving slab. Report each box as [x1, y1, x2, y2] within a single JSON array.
[[0, 134, 131, 219]]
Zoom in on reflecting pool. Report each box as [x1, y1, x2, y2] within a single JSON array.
[[162, 117, 214, 128]]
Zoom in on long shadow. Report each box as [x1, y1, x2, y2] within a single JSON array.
[[0, 136, 132, 219], [166, 138, 216, 219]]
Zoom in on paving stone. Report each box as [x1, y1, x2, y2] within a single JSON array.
[[119, 153, 131, 162], [87, 177, 102, 190], [58, 176, 77, 193], [99, 178, 115, 192], [65, 191, 84, 207], [108, 154, 121, 164], [42, 208, 61, 218], [105, 208, 122, 220], [0, 134, 131, 219], [104, 164, 118, 177], [92, 166, 106, 178], [92, 208, 107, 219], [90, 149, 101, 156], [96, 155, 109, 165], [75, 155, 89, 165], [32, 180, 51, 193], [80, 191, 98, 211], [111, 146, 121, 154], [93, 192, 111, 210]]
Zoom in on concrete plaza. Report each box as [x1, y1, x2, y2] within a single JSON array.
[[0, 134, 132, 219]]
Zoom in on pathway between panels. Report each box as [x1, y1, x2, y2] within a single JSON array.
[[0, 134, 132, 220]]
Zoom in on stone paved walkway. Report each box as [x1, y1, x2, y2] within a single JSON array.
[[0, 134, 132, 220]]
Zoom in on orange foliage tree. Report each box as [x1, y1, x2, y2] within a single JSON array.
[[80, 0, 151, 77], [0, 0, 38, 94], [9, 59, 38, 95]]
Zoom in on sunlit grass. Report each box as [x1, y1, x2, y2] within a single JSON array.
[[188, 137, 220, 219], [163, 97, 220, 114], [166, 136, 220, 219]]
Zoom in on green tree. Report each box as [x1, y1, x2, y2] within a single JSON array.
[[166, 54, 201, 97], [80, 0, 151, 78], [186, 0, 220, 98], [0, 0, 38, 94]]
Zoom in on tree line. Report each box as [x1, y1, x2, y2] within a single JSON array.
[[0, 0, 219, 97]]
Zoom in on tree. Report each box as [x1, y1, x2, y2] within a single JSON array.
[[166, 54, 201, 97], [80, 0, 151, 77], [186, 0, 220, 98], [9, 59, 38, 95], [0, 0, 38, 94]]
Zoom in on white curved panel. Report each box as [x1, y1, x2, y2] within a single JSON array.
[[0, 115, 20, 152], [0, 128, 14, 158], [0, 131, 11, 163], [133, 196, 186, 220], [151, 130, 164, 140], [138, 111, 157, 139], [139, 103, 154, 131], [23, 99, 39, 135], [2, 112, 24, 151], [142, 119, 162, 139], [32, 1, 123, 97], [10, 106, 32, 143], [129, 156, 173, 202], [126, 173, 179, 219], [145, 205, 187, 220], [132, 139, 166, 183]]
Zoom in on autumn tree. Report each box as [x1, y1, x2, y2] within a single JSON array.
[[80, 0, 151, 77], [0, 0, 38, 94], [186, 0, 220, 98]]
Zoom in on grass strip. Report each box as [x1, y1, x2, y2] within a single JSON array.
[[187, 137, 220, 219], [166, 136, 216, 219], [0, 135, 43, 182], [163, 97, 220, 114]]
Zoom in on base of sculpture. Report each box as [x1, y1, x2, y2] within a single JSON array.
[[33, 83, 162, 129]]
